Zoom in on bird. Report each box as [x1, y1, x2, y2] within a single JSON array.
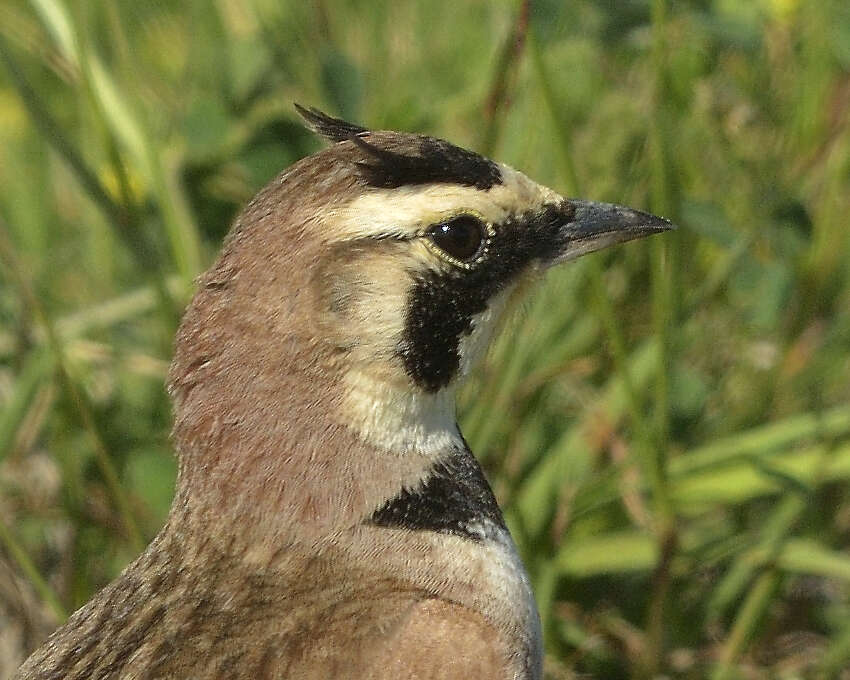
[[15, 106, 672, 680]]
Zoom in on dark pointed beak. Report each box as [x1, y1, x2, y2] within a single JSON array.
[[550, 199, 675, 265]]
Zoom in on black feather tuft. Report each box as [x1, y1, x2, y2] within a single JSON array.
[[294, 104, 502, 190], [351, 135, 502, 191], [294, 104, 369, 143]]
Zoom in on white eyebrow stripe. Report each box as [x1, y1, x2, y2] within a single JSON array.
[[322, 165, 562, 243]]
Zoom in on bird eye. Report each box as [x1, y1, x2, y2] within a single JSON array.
[[427, 215, 487, 264]]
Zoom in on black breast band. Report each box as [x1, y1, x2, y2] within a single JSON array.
[[369, 444, 506, 541]]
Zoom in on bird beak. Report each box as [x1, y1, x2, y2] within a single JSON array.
[[550, 199, 675, 265]]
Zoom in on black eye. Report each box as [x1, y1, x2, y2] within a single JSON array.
[[427, 215, 486, 263]]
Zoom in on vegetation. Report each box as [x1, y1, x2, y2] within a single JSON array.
[[1, 0, 850, 677]]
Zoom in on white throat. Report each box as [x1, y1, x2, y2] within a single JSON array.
[[341, 369, 462, 456]]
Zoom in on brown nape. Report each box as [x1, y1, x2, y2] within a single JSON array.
[[167, 142, 440, 542]]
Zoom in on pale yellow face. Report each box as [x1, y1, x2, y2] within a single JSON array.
[[311, 165, 567, 455]]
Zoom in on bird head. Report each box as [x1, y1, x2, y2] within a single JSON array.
[[167, 107, 671, 522]]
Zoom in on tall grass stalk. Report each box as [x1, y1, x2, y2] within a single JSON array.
[[642, 0, 679, 673], [0, 221, 144, 555]]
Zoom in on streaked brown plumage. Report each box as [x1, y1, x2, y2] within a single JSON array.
[[15, 107, 671, 679]]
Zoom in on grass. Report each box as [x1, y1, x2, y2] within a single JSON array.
[[1, 0, 850, 677]]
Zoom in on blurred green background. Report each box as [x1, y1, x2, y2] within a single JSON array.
[[1, 0, 850, 677]]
